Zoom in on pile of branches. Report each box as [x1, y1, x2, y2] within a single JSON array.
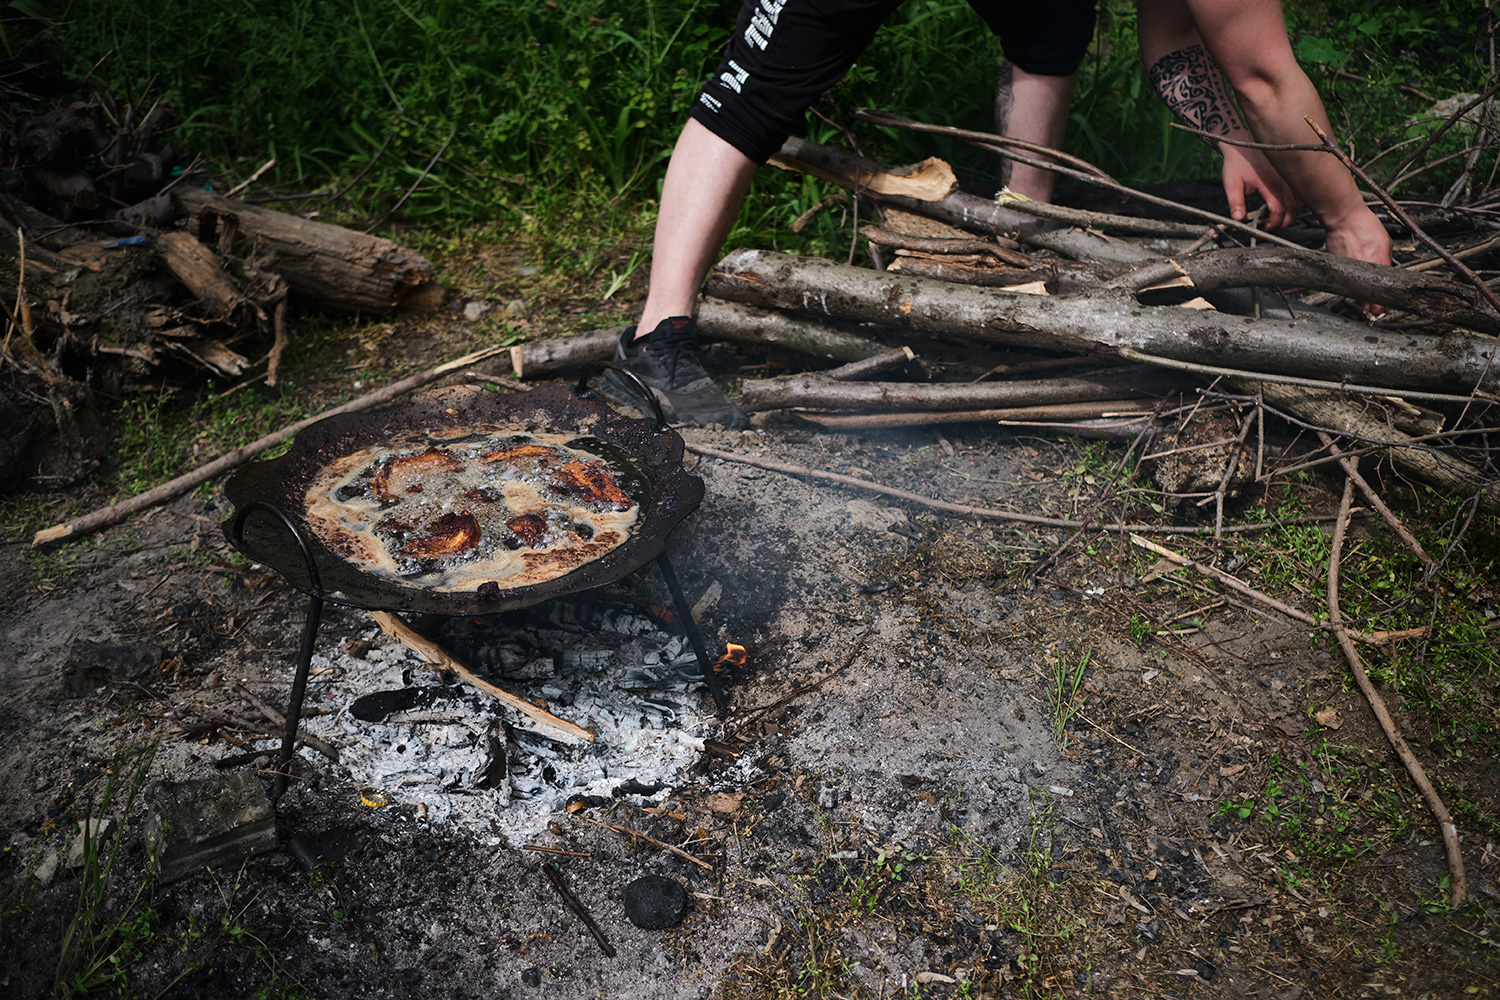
[[0, 78, 437, 490], [519, 96, 1500, 517]]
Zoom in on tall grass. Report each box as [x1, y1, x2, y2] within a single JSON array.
[[3, 0, 1487, 231]]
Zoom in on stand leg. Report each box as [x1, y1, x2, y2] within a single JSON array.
[[273, 594, 324, 800], [655, 553, 730, 715]]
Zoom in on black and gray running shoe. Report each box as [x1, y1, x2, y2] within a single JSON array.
[[600, 316, 748, 429]]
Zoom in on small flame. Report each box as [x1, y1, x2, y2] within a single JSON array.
[[714, 643, 747, 669]]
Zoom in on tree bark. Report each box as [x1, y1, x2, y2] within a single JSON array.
[[1236, 381, 1500, 515], [774, 138, 1166, 266], [698, 298, 891, 361], [1110, 246, 1500, 334], [174, 187, 436, 316], [704, 250, 1500, 396], [739, 370, 1171, 412]]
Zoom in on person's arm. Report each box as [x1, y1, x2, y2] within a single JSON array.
[[1138, 0, 1390, 266], [1142, 40, 1301, 229]]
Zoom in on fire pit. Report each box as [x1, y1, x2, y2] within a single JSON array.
[[221, 365, 731, 798]]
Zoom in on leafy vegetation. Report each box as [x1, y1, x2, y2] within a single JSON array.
[[9, 0, 1484, 236]]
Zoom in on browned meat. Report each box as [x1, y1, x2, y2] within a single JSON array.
[[546, 460, 632, 511], [506, 513, 551, 548], [370, 450, 464, 503], [398, 512, 481, 560]]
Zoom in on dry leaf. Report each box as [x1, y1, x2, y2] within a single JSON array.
[[705, 792, 745, 814], [1314, 706, 1344, 730]]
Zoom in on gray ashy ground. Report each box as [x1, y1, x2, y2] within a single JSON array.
[[1, 415, 1493, 999]]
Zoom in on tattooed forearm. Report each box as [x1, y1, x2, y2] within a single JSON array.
[[994, 60, 1015, 186], [1147, 44, 1244, 147]]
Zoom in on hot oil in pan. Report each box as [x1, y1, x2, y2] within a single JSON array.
[[303, 430, 643, 594]]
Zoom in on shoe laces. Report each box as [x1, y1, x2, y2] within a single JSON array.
[[645, 326, 707, 389]]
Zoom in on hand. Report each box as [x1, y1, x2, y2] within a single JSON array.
[[1220, 143, 1301, 230], [1322, 208, 1392, 267], [1322, 206, 1393, 315]]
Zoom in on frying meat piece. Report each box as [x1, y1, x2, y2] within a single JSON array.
[[506, 513, 552, 548], [481, 443, 563, 466], [399, 512, 481, 560], [546, 460, 632, 511], [370, 449, 464, 503]]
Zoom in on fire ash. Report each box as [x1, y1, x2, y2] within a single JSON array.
[[268, 602, 722, 843]]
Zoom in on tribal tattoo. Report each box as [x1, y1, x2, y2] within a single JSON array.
[[994, 60, 1015, 186], [1147, 44, 1244, 147]]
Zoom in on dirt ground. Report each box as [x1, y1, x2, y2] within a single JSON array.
[[2, 300, 1498, 999]]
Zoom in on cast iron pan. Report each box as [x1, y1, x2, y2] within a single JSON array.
[[221, 366, 704, 615]]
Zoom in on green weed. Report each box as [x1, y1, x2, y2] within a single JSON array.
[[54, 741, 160, 999], [1050, 647, 1091, 746]]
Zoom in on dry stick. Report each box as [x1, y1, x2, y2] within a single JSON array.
[[688, 442, 1324, 537], [1327, 475, 1466, 906], [1385, 78, 1500, 196], [1315, 431, 1434, 566], [541, 863, 616, 958], [370, 611, 594, 745], [855, 109, 1306, 252], [1207, 409, 1257, 540], [795, 400, 1151, 429], [1129, 533, 1399, 647], [229, 682, 340, 762], [579, 815, 713, 871], [1117, 349, 1486, 406], [730, 625, 875, 734], [31, 343, 510, 548]]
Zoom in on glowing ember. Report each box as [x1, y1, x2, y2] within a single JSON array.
[[714, 643, 748, 670]]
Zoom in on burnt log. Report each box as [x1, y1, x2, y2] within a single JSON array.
[[174, 187, 436, 316], [703, 250, 1500, 397]]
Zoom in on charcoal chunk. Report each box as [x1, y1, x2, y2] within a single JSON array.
[[623, 874, 688, 930]]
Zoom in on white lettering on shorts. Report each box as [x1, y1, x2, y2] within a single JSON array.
[[743, 0, 785, 50], [719, 59, 750, 94], [698, 92, 723, 113]]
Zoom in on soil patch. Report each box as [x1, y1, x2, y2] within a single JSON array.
[[2, 342, 1497, 998]]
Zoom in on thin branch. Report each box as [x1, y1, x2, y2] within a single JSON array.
[[1305, 118, 1500, 319], [858, 109, 1308, 253], [1327, 475, 1466, 906], [1315, 431, 1434, 566]]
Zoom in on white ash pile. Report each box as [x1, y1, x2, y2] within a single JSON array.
[[279, 598, 721, 842]]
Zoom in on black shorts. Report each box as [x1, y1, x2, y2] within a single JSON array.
[[690, 0, 1097, 162]]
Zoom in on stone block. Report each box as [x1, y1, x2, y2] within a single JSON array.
[[146, 772, 277, 883]]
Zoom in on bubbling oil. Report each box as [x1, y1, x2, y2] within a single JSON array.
[[303, 430, 641, 593]]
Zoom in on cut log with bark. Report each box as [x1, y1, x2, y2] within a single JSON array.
[[1109, 246, 1500, 334], [704, 250, 1500, 397], [739, 370, 1174, 412], [698, 298, 890, 361], [773, 138, 1167, 266], [174, 187, 437, 315]]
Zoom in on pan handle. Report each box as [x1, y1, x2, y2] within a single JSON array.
[[576, 361, 671, 433], [230, 500, 325, 599]]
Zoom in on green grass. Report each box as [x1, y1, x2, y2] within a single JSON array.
[[13, 0, 1480, 237], [53, 741, 160, 999]]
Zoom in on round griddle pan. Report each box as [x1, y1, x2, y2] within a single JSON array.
[[221, 370, 704, 615]]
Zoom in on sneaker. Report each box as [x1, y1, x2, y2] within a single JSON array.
[[601, 316, 748, 429]]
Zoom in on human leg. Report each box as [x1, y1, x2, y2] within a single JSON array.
[[634, 119, 757, 341], [994, 61, 1074, 201]]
